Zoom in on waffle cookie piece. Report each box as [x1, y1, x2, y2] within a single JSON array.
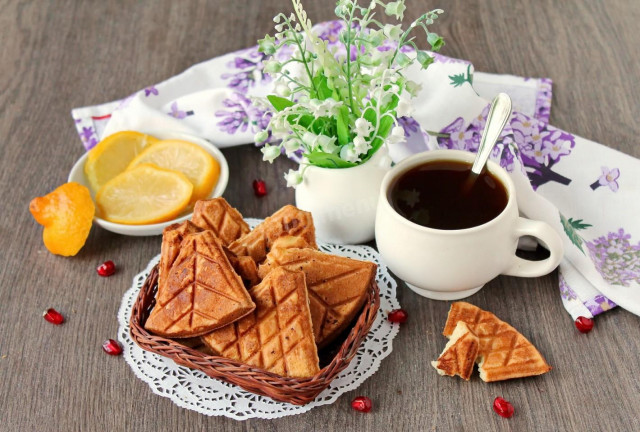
[[201, 268, 320, 378], [228, 205, 317, 264], [191, 198, 250, 246], [257, 247, 376, 348], [159, 221, 202, 292], [443, 302, 552, 382], [145, 231, 255, 338], [227, 253, 260, 288], [431, 321, 479, 380]]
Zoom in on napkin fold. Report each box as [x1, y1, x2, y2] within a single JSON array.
[[72, 21, 640, 320]]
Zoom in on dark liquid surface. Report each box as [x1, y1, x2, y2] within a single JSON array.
[[389, 160, 508, 230]]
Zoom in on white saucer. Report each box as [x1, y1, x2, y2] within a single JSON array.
[[67, 130, 229, 236], [405, 283, 483, 300]]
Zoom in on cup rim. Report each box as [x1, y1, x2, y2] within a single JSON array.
[[379, 149, 516, 235]]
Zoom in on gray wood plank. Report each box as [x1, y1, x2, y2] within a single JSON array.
[[1, 0, 639, 431]]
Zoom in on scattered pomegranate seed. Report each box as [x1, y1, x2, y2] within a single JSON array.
[[252, 179, 268, 197], [43, 308, 64, 325], [493, 397, 514, 418], [574, 316, 594, 333], [96, 260, 116, 277], [351, 396, 372, 413], [102, 339, 123, 356], [388, 309, 408, 324]]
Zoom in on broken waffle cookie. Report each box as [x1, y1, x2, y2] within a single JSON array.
[[431, 321, 479, 380], [201, 267, 320, 378], [257, 247, 376, 348], [159, 221, 202, 293], [191, 198, 250, 246], [439, 302, 551, 382], [228, 205, 317, 263], [145, 230, 256, 338]]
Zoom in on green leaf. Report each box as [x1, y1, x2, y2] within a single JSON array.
[[266, 95, 294, 112], [568, 218, 593, 230], [336, 105, 351, 146], [312, 75, 333, 100], [560, 213, 587, 254], [361, 116, 394, 162], [305, 151, 357, 168], [363, 105, 377, 126], [448, 73, 467, 88]]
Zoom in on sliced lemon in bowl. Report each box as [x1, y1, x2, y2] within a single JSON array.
[[126, 139, 220, 203], [84, 131, 159, 193], [96, 163, 193, 225]]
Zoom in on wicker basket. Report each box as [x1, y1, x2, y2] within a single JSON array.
[[129, 265, 381, 405]]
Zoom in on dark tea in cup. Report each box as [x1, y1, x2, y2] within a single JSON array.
[[389, 160, 508, 230]]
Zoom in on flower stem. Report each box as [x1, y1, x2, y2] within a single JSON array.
[[345, 5, 356, 113]]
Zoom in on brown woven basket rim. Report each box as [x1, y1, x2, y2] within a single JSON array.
[[129, 265, 381, 405]]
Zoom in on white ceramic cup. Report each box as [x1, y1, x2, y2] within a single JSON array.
[[375, 150, 563, 300]]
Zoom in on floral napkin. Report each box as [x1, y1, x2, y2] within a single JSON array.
[[71, 21, 640, 320]]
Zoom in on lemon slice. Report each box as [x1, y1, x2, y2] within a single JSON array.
[[127, 139, 220, 203], [96, 164, 193, 225], [84, 131, 159, 193]]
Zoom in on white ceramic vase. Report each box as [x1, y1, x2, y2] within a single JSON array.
[[295, 146, 393, 244]]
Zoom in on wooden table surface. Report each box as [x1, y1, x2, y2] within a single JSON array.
[[2, 0, 640, 430]]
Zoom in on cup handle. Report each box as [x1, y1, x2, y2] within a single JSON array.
[[502, 217, 564, 278]]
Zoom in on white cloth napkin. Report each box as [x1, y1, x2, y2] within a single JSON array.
[[72, 21, 640, 320]]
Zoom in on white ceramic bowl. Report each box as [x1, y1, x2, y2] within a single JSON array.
[[68, 131, 229, 236]]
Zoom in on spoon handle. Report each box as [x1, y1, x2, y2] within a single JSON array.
[[471, 93, 513, 175]]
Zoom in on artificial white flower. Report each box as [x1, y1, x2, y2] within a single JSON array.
[[263, 59, 282, 74], [396, 95, 414, 117], [274, 82, 291, 97], [261, 143, 281, 163], [383, 24, 403, 41], [302, 131, 319, 149], [254, 130, 269, 143], [354, 118, 373, 136], [405, 80, 423, 97], [284, 168, 303, 188], [309, 98, 341, 117], [386, 125, 406, 145], [353, 135, 371, 154], [282, 137, 301, 156], [385, 1, 406, 20], [317, 134, 338, 153], [340, 144, 359, 163]]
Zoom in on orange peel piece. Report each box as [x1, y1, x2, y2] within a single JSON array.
[[29, 182, 95, 256]]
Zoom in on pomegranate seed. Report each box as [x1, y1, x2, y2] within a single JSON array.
[[575, 316, 594, 333], [43, 308, 64, 325], [351, 396, 372, 413], [252, 179, 267, 197], [388, 309, 408, 324], [493, 397, 514, 418], [97, 260, 116, 277], [102, 339, 123, 356]]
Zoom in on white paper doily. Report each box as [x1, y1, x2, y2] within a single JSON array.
[[117, 218, 400, 420]]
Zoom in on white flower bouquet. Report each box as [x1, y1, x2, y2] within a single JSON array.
[[255, 0, 444, 187]]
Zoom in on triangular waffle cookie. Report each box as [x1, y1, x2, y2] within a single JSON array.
[[158, 221, 202, 293], [201, 268, 320, 378], [443, 302, 552, 382], [191, 198, 250, 246], [228, 205, 317, 263], [145, 231, 255, 338], [431, 321, 479, 380], [257, 247, 376, 348]]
